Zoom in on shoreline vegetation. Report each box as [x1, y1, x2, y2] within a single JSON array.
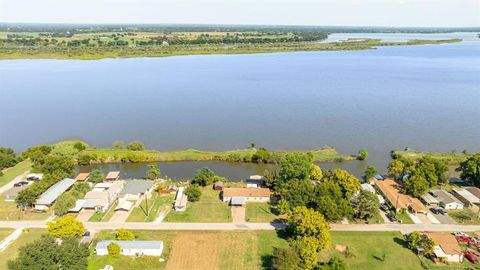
[[0, 25, 462, 60], [392, 148, 472, 166]]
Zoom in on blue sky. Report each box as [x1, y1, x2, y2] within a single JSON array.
[[1, 0, 479, 27]]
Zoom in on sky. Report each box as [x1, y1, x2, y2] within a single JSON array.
[[0, 0, 479, 27]]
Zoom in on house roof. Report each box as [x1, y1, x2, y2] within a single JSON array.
[[223, 188, 271, 198], [465, 187, 480, 200], [75, 173, 90, 181], [421, 193, 439, 204], [70, 199, 86, 212], [231, 196, 246, 205], [121, 180, 153, 195], [430, 190, 463, 205], [36, 178, 75, 205], [452, 188, 480, 204], [96, 240, 163, 250], [115, 200, 134, 211], [247, 175, 264, 181], [174, 187, 187, 208], [373, 179, 426, 212], [106, 171, 120, 180], [427, 232, 462, 255], [361, 183, 375, 193]]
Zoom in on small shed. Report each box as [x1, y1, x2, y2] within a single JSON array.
[[213, 181, 224, 191], [95, 240, 164, 256], [75, 173, 90, 182], [105, 171, 120, 181], [174, 187, 188, 212]]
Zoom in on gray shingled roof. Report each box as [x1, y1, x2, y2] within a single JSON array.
[[36, 178, 75, 205], [121, 180, 153, 195], [96, 240, 163, 250]]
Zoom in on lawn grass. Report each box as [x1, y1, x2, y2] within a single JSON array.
[[0, 228, 46, 270], [395, 211, 414, 224], [245, 202, 278, 223], [164, 188, 231, 223], [319, 231, 423, 270], [0, 160, 32, 188], [127, 193, 174, 222], [0, 228, 14, 241], [448, 209, 480, 225], [0, 200, 52, 221]]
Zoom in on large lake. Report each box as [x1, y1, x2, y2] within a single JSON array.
[[1, 33, 479, 179]]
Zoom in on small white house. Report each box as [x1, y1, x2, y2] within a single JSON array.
[[95, 240, 163, 256], [430, 190, 464, 210], [222, 188, 271, 204]]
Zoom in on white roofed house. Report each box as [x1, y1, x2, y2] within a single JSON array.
[[95, 240, 164, 256], [222, 188, 271, 205], [451, 188, 480, 211], [430, 190, 464, 210], [34, 178, 76, 211], [120, 179, 154, 200], [174, 187, 188, 212], [75, 181, 125, 213]]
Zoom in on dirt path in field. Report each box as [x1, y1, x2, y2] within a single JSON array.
[[166, 232, 222, 270]]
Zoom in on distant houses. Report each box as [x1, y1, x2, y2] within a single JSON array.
[[105, 171, 120, 181], [427, 232, 463, 263], [34, 178, 76, 211], [95, 240, 164, 256], [429, 190, 464, 210], [373, 178, 427, 214], [174, 187, 188, 212], [222, 187, 271, 206]]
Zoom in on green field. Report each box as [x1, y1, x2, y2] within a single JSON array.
[[164, 188, 232, 223], [0, 160, 32, 188], [245, 202, 278, 223], [127, 193, 174, 222], [393, 149, 470, 165], [0, 228, 14, 241], [0, 228, 46, 270]]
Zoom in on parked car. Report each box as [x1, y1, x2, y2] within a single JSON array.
[[386, 212, 397, 222], [437, 208, 447, 215], [430, 208, 440, 214], [465, 251, 479, 264], [453, 232, 469, 237], [13, 181, 28, 187], [380, 204, 389, 212], [456, 235, 473, 243], [83, 231, 91, 237]]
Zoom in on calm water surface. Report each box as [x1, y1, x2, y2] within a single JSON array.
[[1, 33, 479, 178]]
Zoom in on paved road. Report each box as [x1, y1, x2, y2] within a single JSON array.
[[1, 221, 480, 234]]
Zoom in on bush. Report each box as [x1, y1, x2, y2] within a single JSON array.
[[146, 164, 161, 180], [357, 149, 368, 160], [47, 216, 86, 239], [73, 141, 88, 151], [112, 140, 126, 149], [127, 140, 145, 151], [185, 184, 202, 202], [191, 167, 215, 186], [77, 153, 95, 165], [116, 228, 135, 240], [89, 169, 105, 184], [0, 146, 18, 170], [108, 242, 121, 257]]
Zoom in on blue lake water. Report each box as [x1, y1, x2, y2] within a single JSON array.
[[1, 33, 479, 178]]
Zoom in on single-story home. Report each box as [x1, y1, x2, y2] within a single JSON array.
[[451, 188, 480, 211], [427, 232, 463, 263], [430, 190, 464, 210], [213, 181, 224, 191], [421, 193, 440, 207], [35, 178, 76, 211], [121, 179, 154, 200], [72, 181, 125, 213], [105, 171, 120, 181], [75, 173, 90, 182], [373, 179, 427, 214], [174, 187, 188, 212], [222, 188, 271, 205], [95, 240, 163, 256], [246, 175, 264, 188], [464, 187, 480, 200]]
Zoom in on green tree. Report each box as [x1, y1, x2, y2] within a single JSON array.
[[88, 169, 105, 184], [310, 164, 323, 181], [279, 152, 314, 182], [404, 231, 422, 250], [272, 245, 303, 270], [320, 257, 347, 270], [404, 174, 429, 197], [113, 140, 126, 149], [388, 159, 405, 179], [127, 140, 145, 151], [116, 228, 135, 240], [357, 149, 368, 160], [312, 180, 351, 222], [8, 235, 89, 270], [322, 169, 361, 199], [191, 167, 216, 186], [287, 206, 331, 250], [108, 242, 121, 257], [185, 184, 202, 202], [364, 166, 377, 182], [456, 154, 480, 187], [419, 236, 435, 256], [54, 193, 77, 216], [351, 190, 380, 220], [47, 216, 86, 239], [252, 147, 272, 163], [0, 146, 18, 170], [39, 154, 76, 178], [146, 164, 161, 180], [73, 141, 88, 151], [295, 236, 320, 270], [279, 179, 314, 208]]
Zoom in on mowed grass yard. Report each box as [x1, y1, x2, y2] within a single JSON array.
[[88, 230, 288, 270], [320, 231, 423, 270], [127, 193, 174, 222], [0, 199, 52, 221], [0, 228, 14, 241], [0, 160, 32, 188], [0, 228, 46, 270], [245, 202, 278, 223], [164, 188, 231, 223]]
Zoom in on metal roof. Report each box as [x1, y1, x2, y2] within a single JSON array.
[[421, 193, 440, 204], [121, 180, 153, 195], [430, 190, 463, 205], [452, 188, 480, 204], [96, 240, 163, 250], [231, 196, 246, 205], [36, 178, 75, 205]]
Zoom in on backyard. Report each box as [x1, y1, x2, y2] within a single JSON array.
[[448, 209, 480, 225], [127, 193, 174, 222], [164, 188, 231, 223], [245, 202, 278, 223], [0, 200, 52, 221], [0, 228, 46, 270]]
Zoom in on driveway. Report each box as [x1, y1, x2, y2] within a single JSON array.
[[429, 211, 456, 224], [231, 206, 246, 224], [77, 209, 95, 222], [110, 210, 130, 222]]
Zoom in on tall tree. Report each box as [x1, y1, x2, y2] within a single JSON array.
[[456, 154, 480, 187], [388, 159, 405, 179], [351, 190, 380, 220], [146, 164, 161, 180], [279, 179, 314, 208], [279, 152, 314, 182], [404, 174, 429, 197], [364, 166, 377, 182], [322, 169, 361, 199], [47, 216, 86, 239], [312, 180, 351, 222], [287, 206, 331, 251]]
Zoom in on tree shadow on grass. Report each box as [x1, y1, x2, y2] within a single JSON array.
[[393, 237, 409, 249], [260, 228, 291, 269]]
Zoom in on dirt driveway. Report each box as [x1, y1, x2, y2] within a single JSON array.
[[231, 206, 246, 224], [110, 210, 130, 222], [77, 209, 95, 222]]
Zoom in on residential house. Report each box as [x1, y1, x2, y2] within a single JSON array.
[[222, 188, 271, 205], [246, 175, 264, 188], [451, 188, 480, 211], [373, 179, 427, 214], [95, 240, 163, 256], [174, 187, 188, 212], [121, 179, 154, 200], [73, 181, 125, 213], [105, 171, 120, 181], [34, 178, 76, 211], [430, 190, 464, 210], [427, 232, 464, 263], [421, 193, 440, 207]]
